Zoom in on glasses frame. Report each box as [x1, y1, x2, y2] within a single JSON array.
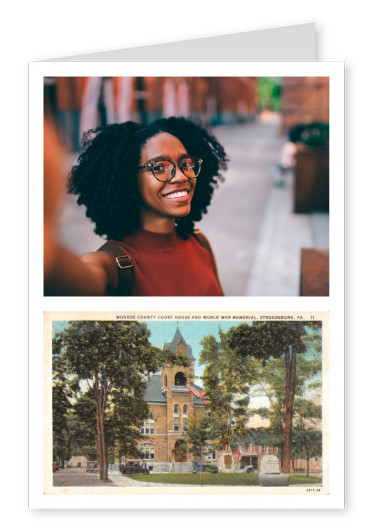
[[138, 156, 203, 182]]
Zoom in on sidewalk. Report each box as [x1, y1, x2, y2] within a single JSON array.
[[245, 174, 329, 296]]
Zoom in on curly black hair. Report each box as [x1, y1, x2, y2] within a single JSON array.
[[68, 116, 228, 240]]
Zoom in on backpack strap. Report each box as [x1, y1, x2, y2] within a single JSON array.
[[193, 229, 223, 295], [97, 241, 133, 296]]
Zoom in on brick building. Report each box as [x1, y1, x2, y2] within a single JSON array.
[[237, 440, 278, 471], [123, 76, 258, 126], [138, 328, 207, 472], [47, 76, 258, 136], [280, 77, 329, 135], [236, 432, 322, 475]]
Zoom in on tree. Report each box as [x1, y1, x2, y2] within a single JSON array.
[[257, 77, 282, 112], [291, 428, 322, 476], [52, 344, 81, 466], [52, 383, 73, 465], [185, 413, 224, 460], [52, 320, 163, 481], [198, 328, 259, 452], [105, 387, 150, 465], [291, 397, 322, 476], [67, 392, 98, 460], [228, 321, 321, 473]]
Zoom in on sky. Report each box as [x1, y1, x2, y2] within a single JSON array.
[[145, 319, 253, 377]]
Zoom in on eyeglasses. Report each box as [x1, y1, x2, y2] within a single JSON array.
[[138, 156, 203, 182]]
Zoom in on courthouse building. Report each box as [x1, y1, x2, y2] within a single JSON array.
[[138, 328, 208, 471]]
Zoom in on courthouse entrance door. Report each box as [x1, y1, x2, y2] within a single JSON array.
[[224, 454, 232, 469]]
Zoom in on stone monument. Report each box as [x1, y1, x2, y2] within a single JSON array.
[[258, 455, 289, 487]]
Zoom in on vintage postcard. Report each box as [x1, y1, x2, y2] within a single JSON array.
[[40, 311, 332, 508]]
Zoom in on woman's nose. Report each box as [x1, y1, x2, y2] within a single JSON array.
[[169, 165, 188, 183]]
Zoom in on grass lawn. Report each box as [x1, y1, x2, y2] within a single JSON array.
[[123, 472, 322, 486]]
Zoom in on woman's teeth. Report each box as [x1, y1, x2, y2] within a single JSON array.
[[164, 191, 188, 199]]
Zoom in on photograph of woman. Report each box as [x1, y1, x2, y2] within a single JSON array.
[[44, 75, 330, 297], [44, 116, 227, 296]]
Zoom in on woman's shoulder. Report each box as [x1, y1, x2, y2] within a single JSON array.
[[191, 228, 212, 253], [191, 228, 223, 294]]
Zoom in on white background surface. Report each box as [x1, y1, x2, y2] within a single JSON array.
[[2, 0, 371, 526]]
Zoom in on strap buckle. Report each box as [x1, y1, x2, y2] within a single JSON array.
[[115, 255, 133, 269]]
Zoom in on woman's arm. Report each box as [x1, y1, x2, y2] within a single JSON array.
[[44, 232, 118, 296], [44, 117, 118, 296]]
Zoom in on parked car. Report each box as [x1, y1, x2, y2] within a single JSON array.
[[87, 461, 98, 473], [121, 461, 150, 475], [52, 462, 59, 473], [192, 461, 219, 473]]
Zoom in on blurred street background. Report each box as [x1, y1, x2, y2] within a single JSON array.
[[45, 76, 329, 296]]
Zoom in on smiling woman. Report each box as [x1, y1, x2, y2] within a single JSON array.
[[45, 117, 228, 296], [136, 133, 198, 232]]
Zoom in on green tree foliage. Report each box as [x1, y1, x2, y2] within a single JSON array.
[[228, 321, 322, 473], [52, 384, 72, 465], [257, 77, 282, 112], [248, 426, 283, 449], [291, 429, 322, 477], [198, 328, 260, 452], [290, 397, 322, 476], [105, 388, 150, 463], [67, 392, 98, 460], [185, 413, 224, 458], [52, 320, 164, 481]]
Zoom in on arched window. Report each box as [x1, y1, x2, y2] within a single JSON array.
[[175, 372, 187, 386], [140, 443, 155, 460]]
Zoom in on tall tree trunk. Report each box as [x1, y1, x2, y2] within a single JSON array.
[[95, 407, 103, 479], [306, 453, 310, 477], [281, 346, 296, 474], [95, 385, 108, 481]]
